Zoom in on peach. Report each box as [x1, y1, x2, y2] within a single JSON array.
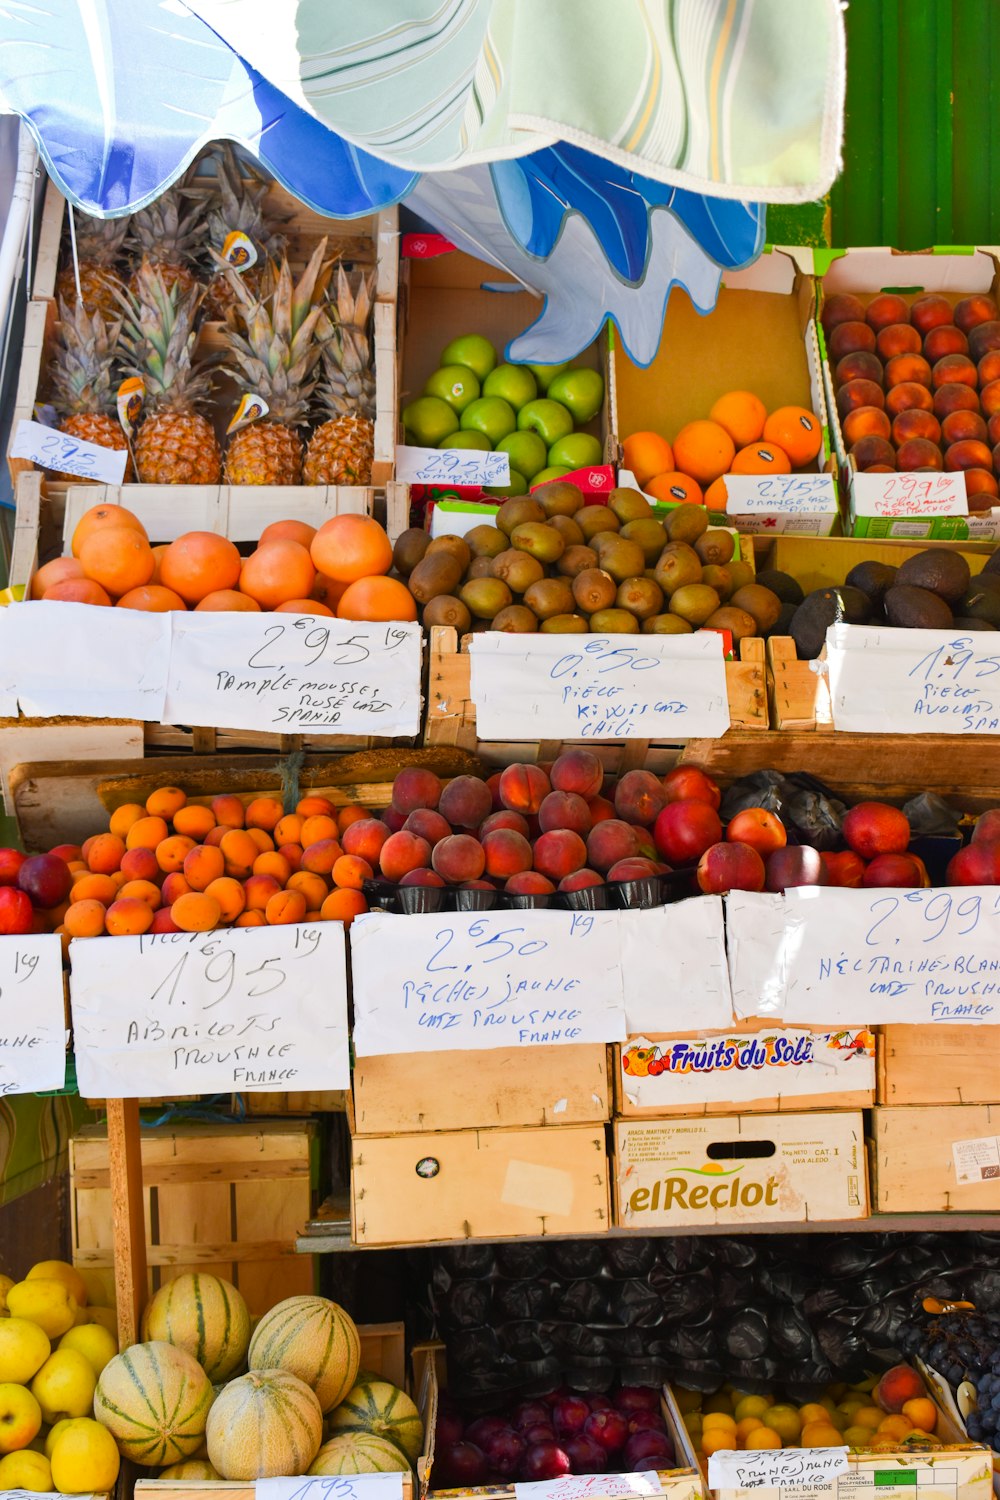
[[896, 438, 943, 472], [536, 792, 590, 837], [611, 770, 666, 827], [726, 808, 786, 856], [969, 320, 1000, 361], [933, 382, 980, 418], [875, 1366, 927, 1414], [432, 834, 487, 884], [380, 831, 432, 881], [967, 469, 1000, 505], [160, 873, 191, 905], [654, 801, 723, 864], [342, 818, 392, 862], [105, 896, 154, 936], [821, 293, 865, 332], [956, 294, 999, 332], [86, 833, 126, 874], [836, 379, 886, 417], [331, 855, 373, 890], [884, 353, 932, 389], [821, 850, 866, 887], [533, 829, 587, 880], [287, 872, 329, 909], [154, 835, 195, 874], [947, 843, 1000, 884], [588, 795, 617, 824], [940, 409, 986, 445], [828, 321, 876, 362], [550, 749, 604, 799], [923, 324, 968, 361], [586, 819, 640, 872], [498, 764, 551, 816], [390, 767, 442, 815], [843, 406, 892, 446], [301, 839, 342, 875], [183, 844, 225, 891], [932, 353, 977, 389], [480, 809, 530, 838], [980, 379, 1000, 417], [946, 439, 993, 472], [382, 809, 406, 832], [49, 842, 81, 864], [973, 810, 1000, 843], [480, 830, 531, 880], [885, 381, 934, 417], [875, 323, 921, 359], [696, 841, 765, 894], [558, 870, 605, 895], [204, 875, 245, 922], [910, 294, 954, 335], [892, 410, 942, 446], [300, 815, 338, 847], [662, 766, 721, 808], [865, 293, 910, 331], [505, 871, 555, 896], [439, 775, 494, 829], [843, 802, 910, 858], [120, 846, 158, 882], [173, 804, 216, 840], [835, 351, 884, 388], [765, 846, 828, 891], [244, 874, 281, 911], [211, 794, 245, 828], [608, 856, 661, 882], [485, 773, 504, 809], [863, 853, 927, 888], [851, 435, 896, 471], [980, 351, 1000, 385], [398, 867, 446, 888], [994, 441, 1000, 473], [266, 889, 306, 925]]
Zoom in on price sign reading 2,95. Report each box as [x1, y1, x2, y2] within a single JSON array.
[[69, 924, 349, 1098], [163, 614, 423, 737]]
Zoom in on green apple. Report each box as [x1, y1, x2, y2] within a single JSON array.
[[531, 465, 572, 486], [482, 363, 537, 411], [484, 469, 528, 497], [497, 430, 547, 480], [528, 361, 570, 392], [517, 398, 574, 446], [440, 334, 497, 382], [547, 368, 604, 424], [440, 429, 493, 451], [403, 395, 459, 447], [424, 364, 481, 413], [547, 432, 604, 470], [461, 396, 517, 445]]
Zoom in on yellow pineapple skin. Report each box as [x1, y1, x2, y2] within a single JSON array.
[[224, 422, 303, 485], [56, 264, 126, 321], [135, 412, 222, 484], [303, 415, 374, 486], [55, 414, 134, 483]]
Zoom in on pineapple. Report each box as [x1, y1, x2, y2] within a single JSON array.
[[118, 260, 221, 484], [56, 211, 130, 320], [127, 168, 206, 301], [304, 266, 376, 486], [220, 240, 330, 486], [48, 298, 133, 480], [202, 144, 286, 320]]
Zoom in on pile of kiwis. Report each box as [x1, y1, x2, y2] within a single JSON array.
[[392, 480, 786, 638]]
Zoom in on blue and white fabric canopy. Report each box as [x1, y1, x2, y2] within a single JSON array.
[[0, 0, 845, 364]]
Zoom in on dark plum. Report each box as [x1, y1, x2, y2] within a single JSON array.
[[521, 1442, 572, 1482], [553, 1396, 592, 1437], [512, 1401, 552, 1433], [624, 1430, 675, 1470], [436, 1442, 489, 1488], [482, 1428, 526, 1479], [565, 1435, 609, 1474], [584, 1409, 629, 1453]]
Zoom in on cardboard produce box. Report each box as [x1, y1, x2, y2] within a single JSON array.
[[615, 1111, 868, 1228], [873, 1104, 1000, 1212]]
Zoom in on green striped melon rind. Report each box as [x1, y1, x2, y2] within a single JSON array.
[[248, 1295, 360, 1414], [206, 1368, 323, 1480], [326, 1379, 424, 1464], [94, 1340, 214, 1468], [141, 1272, 251, 1382], [309, 1432, 413, 1476]]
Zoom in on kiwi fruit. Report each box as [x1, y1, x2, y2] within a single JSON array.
[[459, 577, 513, 620], [491, 548, 546, 592], [727, 560, 756, 591], [557, 544, 599, 578], [595, 535, 647, 583], [465, 524, 508, 559], [694, 529, 735, 566], [643, 613, 693, 634], [392, 527, 430, 576], [665, 506, 709, 544], [654, 542, 703, 597], [423, 595, 472, 631], [427, 534, 472, 573], [539, 613, 590, 633], [510, 522, 566, 563], [700, 564, 734, 600], [572, 568, 618, 614], [616, 576, 664, 619], [589, 608, 640, 633], [408, 551, 463, 603], [731, 583, 783, 633], [621, 517, 668, 565], [466, 555, 496, 579], [523, 577, 576, 620], [497, 496, 545, 536], [492, 604, 539, 632], [577, 505, 621, 540], [608, 487, 652, 523], [670, 583, 722, 626], [535, 480, 585, 517], [549, 514, 585, 547], [705, 606, 758, 641]]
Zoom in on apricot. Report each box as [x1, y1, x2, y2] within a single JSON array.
[[697, 840, 765, 893], [278, 843, 303, 872], [71, 873, 118, 905], [884, 353, 932, 389], [613, 770, 667, 827], [244, 828, 273, 855], [243, 875, 281, 912], [119, 879, 161, 909], [981, 378, 1000, 417], [851, 435, 896, 471], [274, 814, 303, 846], [183, 844, 225, 891], [219, 830, 259, 880], [297, 838, 340, 875], [64, 899, 107, 938], [828, 321, 876, 362], [821, 292, 865, 331], [390, 768, 442, 815], [877, 1415, 915, 1442], [901, 1398, 938, 1434], [876, 323, 921, 360], [969, 320, 1000, 361], [431, 835, 487, 884], [154, 835, 195, 874], [893, 410, 941, 447], [910, 294, 954, 335], [550, 749, 604, 799], [439, 775, 493, 829], [835, 350, 883, 388], [298, 795, 337, 818], [896, 438, 943, 472], [172, 805, 216, 840], [956, 294, 1000, 332], [836, 379, 885, 418], [924, 324, 968, 362], [933, 381, 980, 418], [663, 766, 721, 807], [843, 802, 910, 859], [287, 872, 328, 909], [244, 796, 282, 831], [498, 764, 550, 816], [125, 816, 168, 851], [482, 829, 533, 879], [885, 381, 934, 417], [533, 829, 587, 880], [86, 834, 125, 874], [299, 815, 336, 848], [940, 410, 986, 445], [380, 831, 432, 882], [320, 889, 367, 925], [160, 873, 192, 905], [120, 846, 159, 882], [146, 786, 185, 820], [538, 791, 592, 836], [108, 804, 146, 839], [993, 414, 1000, 447], [105, 896, 154, 936], [866, 293, 910, 331], [403, 809, 452, 848], [331, 855, 373, 890], [342, 818, 391, 862], [947, 439, 993, 472], [253, 851, 292, 884], [726, 807, 787, 855], [211, 794, 245, 828], [234, 910, 266, 928], [842, 406, 891, 446]]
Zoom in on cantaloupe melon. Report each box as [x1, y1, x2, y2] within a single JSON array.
[[248, 1295, 359, 1414], [309, 1432, 412, 1476], [207, 1368, 322, 1480], [158, 1457, 222, 1479], [326, 1380, 424, 1463], [94, 1340, 213, 1467], [141, 1273, 250, 1381]]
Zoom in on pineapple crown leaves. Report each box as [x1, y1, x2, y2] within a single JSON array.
[[205, 143, 287, 259], [114, 259, 216, 413], [49, 297, 124, 416], [68, 210, 131, 266], [127, 164, 208, 268], [314, 265, 377, 420]]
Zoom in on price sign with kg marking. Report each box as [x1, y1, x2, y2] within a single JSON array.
[[69, 924, 349, 1098], [0, 935, 66, 1094]]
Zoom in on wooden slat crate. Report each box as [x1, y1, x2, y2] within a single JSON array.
[[872, 1104, 1000, 1213], [879, 1027, 1000, 1106], [71, 1120, 317, 1315], [247, 1089, 348, 1116]]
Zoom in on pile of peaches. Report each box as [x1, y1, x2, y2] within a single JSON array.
[[823, 289, 1000, 504]]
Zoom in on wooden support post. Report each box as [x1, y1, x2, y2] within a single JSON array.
[[106, 1097, 147, 1350]]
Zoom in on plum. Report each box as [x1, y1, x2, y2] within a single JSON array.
[[17, 852, 71, 909], [436, 1441, 488, 1487], [614, 1386, 661, 1414], [584, 1408, 629, 1452], [482, 1427, 526, 1479], [623, 1430, 675, 1470], [466, 1416, 508, 1449], [521, 1441, 572, 1482], [565, 1434, 609, 1473], [436, 1410, 465, 1447], [552, 1396, 591, 1437], [513, 1401, 552, 1434]]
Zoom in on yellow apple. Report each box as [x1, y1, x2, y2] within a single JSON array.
[[50, 1417, 120, 1494], [45, 1415, 88, 1459], [0, 1274, 14, 1316], [86, 1307, 118, 1336], [0, 1318, 50, 1383], [0, 1381, 42, 1453], [26, 1261, 88, 1308], [7, 1280, 77, 1339], [0, 1446, 52, 1491], [58, 1324, 117, 1379], [30, 1349, 96, 1424]]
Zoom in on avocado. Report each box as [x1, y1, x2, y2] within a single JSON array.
[[953, 616, 997, 631], [755, 568, 805, 606], [958, 581, 1000, 627], [884, 584, 954, 630], [845, 560, 898, 609], [789, 585, 873, 659], [896, 548, 971, 603], [984, 550, 1000, 577]]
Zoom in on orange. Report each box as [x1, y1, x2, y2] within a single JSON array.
[[763, 405, 823, 465], [710, 390, 767, 448], [154, 835, 195, 873], [235, 910, 266, 928], [204, 876, 246, 924], [287, 872, 328, 909], [105, 897, 154, 936], [320, 888, 367, 926], [312, 573, 350, 611], [311, 515, 393, 582], [275, 599, 334, 615], [301, 815, 338, 848], [172, 805, 216, 841], [171, 892, 221, 932], [116, 584, 185, 611], [259, 518, 317, 550], [71, 503, 146, 557], [211, 794, 245, 828], [44, 578, 113, 607], [195, 589, 261, 612], [108, 804, 146, 839], [332, 855, 373, 890], [337, 577, 418, 622], [297, 796, 336, 818], [160, 531, 242, 605], [125, 816, 168, 851], [730, 441, 792, 475], [239, 539, 316, 610], [149, 542, 169, 584], [78, 527, 155, 596], [146, 786, 186, 819], [672, 420, 736, 485], [621, 431, 674, 486], [703, 476, 730, 512], [64, 899, 107, 938], [245, 796, 283, 832], [31, 556, 85, 599], [182, 845, 225, 891], [645, 471, 703, 505], [266, 889, 307, 925]]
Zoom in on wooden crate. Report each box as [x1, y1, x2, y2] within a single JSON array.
[[351, 1044, 611, 1135], [880, 1027, 1000, 1106], [872, 1104, 1000, 1212], [246, 1090, 348, 1116], [351, 1123, 610, 1246], [70, 1119, 317, 1315]]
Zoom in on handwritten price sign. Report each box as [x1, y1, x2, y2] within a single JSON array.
[[468, 634, 730, 740], [852, 469, 968, 517], [827, 622, 1000, 733], [0, 600, 170, 719], [0, 936, 66, 1095], [350, 908, 626, 1056], [515, 1474, 665, 1500], [724, 474, 838, 513], [164, 615, 423, 735], [10, 418, 129, 484], [708, 1446, 848, 1491], [69, 924, 349, 1098], [258, 1475, 405, 1500], [395, 444, 510, 487]]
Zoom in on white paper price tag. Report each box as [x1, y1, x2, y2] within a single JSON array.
[[395, 444, 510, 486], [70, 924, 349, 1098], [10, 418, 128, 483], [258, 1475, 405, 1500], [350, 908, 626, 1056], [164, 615, 422, 736], [852, 469, 968, 517], [0, 936, 66, 1094], [468, 634, 730, 741], [707, 1447, 848, 1490], [618, 897, 732, 1032], [724, 474, 838, 513], [0, 601, 170, 719], [827, 622, 1000, 734], [514, 1474, 664, 1500], [725, 891, 790, 1019]]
